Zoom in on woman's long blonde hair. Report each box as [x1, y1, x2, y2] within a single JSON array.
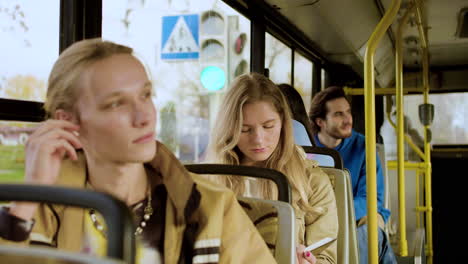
[[206, 72, 315, 214]]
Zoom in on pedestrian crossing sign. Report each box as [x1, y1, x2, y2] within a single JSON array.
[[161, 14, 199, 60]]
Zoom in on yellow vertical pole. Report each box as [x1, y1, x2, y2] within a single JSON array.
[[422, 47, 434, 263], [415, 169, 420, 229], [364, 0, 401, 262], [414, 0, 433, 261], [395, 3, 414, 256]]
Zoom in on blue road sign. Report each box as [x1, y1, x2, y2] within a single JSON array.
[[161, 14, 199, 60]]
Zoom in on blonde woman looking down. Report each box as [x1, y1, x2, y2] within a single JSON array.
[[0, 39, 276, 264], [206, 72, 339, 264]]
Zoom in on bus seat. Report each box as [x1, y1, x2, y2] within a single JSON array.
[[239, 197, 296, 264], [0, 245, 125, 264], [320, 167, 359, 264], [301, 146, 344, 169], [185, 164, 292, 203], [292, 120, 313, 146], [185, 164, 295, 264], [301, 147, 358, 264], [0, 184, 135, 264]]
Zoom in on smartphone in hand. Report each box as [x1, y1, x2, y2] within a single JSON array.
[[304, 237, 337, 254]]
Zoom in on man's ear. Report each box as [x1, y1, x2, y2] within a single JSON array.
[[54, 109, 77, 123], [315, 118, 325, 129]]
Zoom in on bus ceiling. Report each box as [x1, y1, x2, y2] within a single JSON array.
[[256, 0, 468, 92]]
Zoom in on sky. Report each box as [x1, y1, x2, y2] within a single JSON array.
[[0, 0, 59, 80]]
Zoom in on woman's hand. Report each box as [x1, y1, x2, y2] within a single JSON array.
[[10, 120, 82, 220], [296, 244, 317, 264]]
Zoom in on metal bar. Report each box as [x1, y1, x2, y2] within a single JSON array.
[[423, 99, 434, 262], [364, 0, 401, 262], [387, 161, 427, 170], [374, 0, 396, 51], [415, 206, 430, 212], [384, 96, 426, 161], [404, 134, 426, 161], [416, 170, 420, 229], [415, 0, 433, 260], [396, 3, 415, 255], [414, 0, 428, 49], [422, 49, 429, 103], [344, 87, 424, 95]]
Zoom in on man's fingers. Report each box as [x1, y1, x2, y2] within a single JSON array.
[[33, 127, 82, 150], [52, 139, 78, 161], [29, 120, 79, 139]]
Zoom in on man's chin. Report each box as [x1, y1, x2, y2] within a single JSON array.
[[339, 130, 352, 139]]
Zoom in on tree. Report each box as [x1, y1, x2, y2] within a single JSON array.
[[159, 101, 177, 153], [5, 75, 46, 102]]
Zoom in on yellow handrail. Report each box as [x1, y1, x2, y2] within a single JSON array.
[[396, 2, 415, 256], [364, 0, 401, 262], [415, 169, 421, 229], [343, 87, 424, 95], [422, 37, 434, 264], [385, 105, 426, 162], [414, 0, 428, 49], [387, 161, 426, 170], [415, 0, 433, 261]]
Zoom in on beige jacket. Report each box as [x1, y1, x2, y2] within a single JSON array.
[[0, 142, 276, 264], [243, 158, 338, 264], [296, 159, 338, 264]]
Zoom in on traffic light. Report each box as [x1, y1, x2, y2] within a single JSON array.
[[199, 10, 227, 92], [227, 15, 249, 85]]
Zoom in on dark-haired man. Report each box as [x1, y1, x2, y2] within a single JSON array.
[[309, 86, 396, 264]]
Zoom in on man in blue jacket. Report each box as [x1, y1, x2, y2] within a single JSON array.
[[309, 86, 396, 264]]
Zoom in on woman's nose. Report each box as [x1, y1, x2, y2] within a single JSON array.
[[252, 129, 264, 144]]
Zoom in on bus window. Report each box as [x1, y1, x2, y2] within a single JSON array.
[[381, 92, 468, 159], [0, 121, 38, 183], [102, 0, 250, 163], [0, 0, 59, 102], [293, 51, 313, 112], [404, 93, 468, 145], [265, 32, 292, 85]]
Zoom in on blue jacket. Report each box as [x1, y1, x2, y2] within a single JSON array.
[[314, 130, 390, 223]]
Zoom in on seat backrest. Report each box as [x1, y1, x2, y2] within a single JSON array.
[[301, 146, 344, 169], [0, 245, 125, 264], [292, 119, 313, 146], [185, 164, 292, 203], [239, 197, 296, 264], [185, 164, 295, 264], [320, 167, 359, 264], [0, 184, 135, 264]]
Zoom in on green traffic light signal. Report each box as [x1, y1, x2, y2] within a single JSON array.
[[200, 66, 226, 91]]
